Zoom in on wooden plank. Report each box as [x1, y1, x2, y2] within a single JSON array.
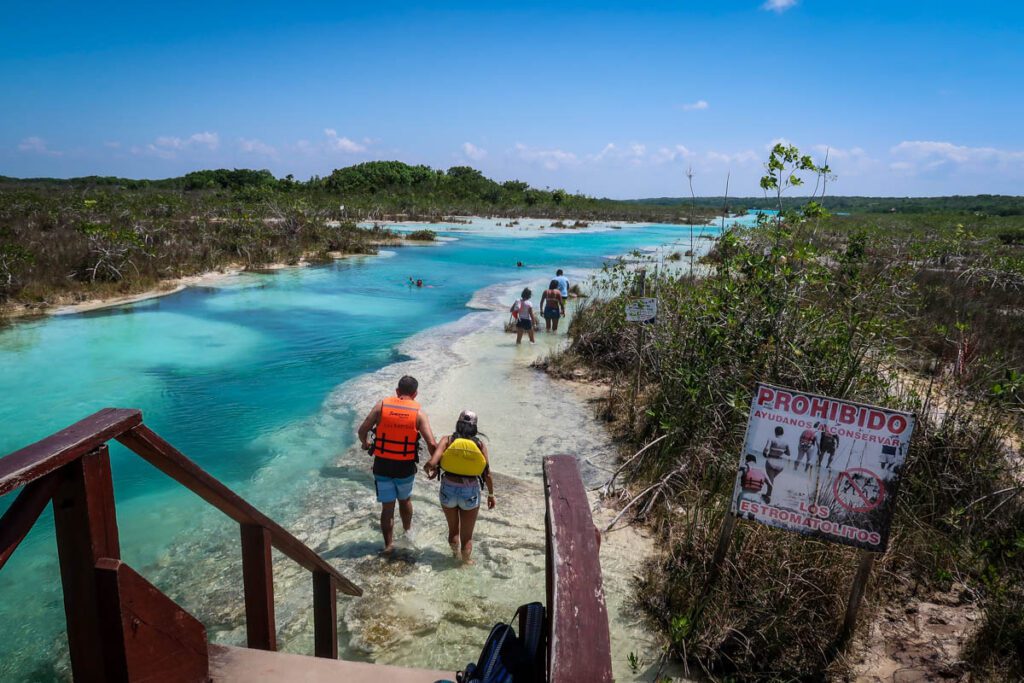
[[241, 523, 277, 651], [52, 447, 122, 681], [209, 644, 453, 682], [0, 473, 60, 571], [95, 558, 209, 682], [312, 571, 338, 659], [543, 455, 613, 683], [118, 424, 362, 596], [0, 408, 141, 496]]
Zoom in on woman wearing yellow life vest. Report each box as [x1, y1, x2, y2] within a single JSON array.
[[424, 410, 495, 563]]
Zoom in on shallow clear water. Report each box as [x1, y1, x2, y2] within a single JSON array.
[[0, 218, 742, 680]]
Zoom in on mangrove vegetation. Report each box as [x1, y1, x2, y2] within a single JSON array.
[[547, 144, 1024, 680]]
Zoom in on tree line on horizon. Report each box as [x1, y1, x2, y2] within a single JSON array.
[[3, 163, 1020, 215]]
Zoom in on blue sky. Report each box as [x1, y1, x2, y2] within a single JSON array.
[[2, 1, 1022, 198]]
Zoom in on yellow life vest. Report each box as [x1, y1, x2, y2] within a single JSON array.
[[440, 437, 488, 477]]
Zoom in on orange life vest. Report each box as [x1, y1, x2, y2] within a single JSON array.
[[373, 396, 421, 461], [741, 466, 767, 493]]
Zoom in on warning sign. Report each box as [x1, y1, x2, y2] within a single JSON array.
[[834, 468, 886, 513], [730, 383, 914, 552], [625, 298, 658, 323]]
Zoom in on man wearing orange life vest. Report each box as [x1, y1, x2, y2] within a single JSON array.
[[357, 375, 438, 553]]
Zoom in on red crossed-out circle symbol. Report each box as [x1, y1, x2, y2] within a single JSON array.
[[833, 468, 886, 513]]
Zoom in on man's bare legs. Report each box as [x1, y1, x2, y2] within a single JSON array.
[[380, 501, 396, 552], [380, 498, 414, 553]]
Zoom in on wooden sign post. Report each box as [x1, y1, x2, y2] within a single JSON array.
[[625, 270, 652, 424], [717, 383, 915, 648], [838, 550, 876, 646]]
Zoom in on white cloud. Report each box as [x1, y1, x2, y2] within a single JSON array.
[[680, 99, 709, 111], [513, 143, 579, 170], [651, 145, 695, 164], [324, 129, 367, 153], [138, 131, 220, 159], [762, 0, 797, 13], [189, 132, 220, 149], [891, 140, 1024, 164], [589, 142, 650, 165], [154, 136, 183, 150], [707, 149, 760, 165], [239, 138, 277, 156], [593, 143, 618, 161], [766, 137, 794, 150], [462, 142, 487, 160], [889, 140, 1024, 175], [17, 137, 62, 156]]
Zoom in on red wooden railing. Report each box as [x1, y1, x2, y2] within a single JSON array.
[[0, 408, 361, 682], [543, 455, 614, 683], [1, 412, 614, 682]]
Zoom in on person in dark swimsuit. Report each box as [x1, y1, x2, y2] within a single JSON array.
[[762, 426, 790, 503], [539, 280, 564, 333], [817, 422, 839, 469]]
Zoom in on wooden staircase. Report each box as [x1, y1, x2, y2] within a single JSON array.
[[0, 409, 613, 682]]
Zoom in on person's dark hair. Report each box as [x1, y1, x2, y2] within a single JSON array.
[[549, 279, 559, 289], [521, 287, 532, 300], [745, 454, 756, 463], [774, 426, 784, 436], [556, 269, 564, 276], [453, 409, 486, 442], [397, 375, 418, 396]]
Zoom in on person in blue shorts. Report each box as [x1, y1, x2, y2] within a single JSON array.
[[424, 410, 495, 564], [357, 375, 438, 553]]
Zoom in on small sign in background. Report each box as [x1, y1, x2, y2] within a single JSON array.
[[625, 298, 658, 323]]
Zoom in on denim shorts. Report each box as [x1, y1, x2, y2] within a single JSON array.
[[439, 478, 480, 510], [375, 474, 415, 504]]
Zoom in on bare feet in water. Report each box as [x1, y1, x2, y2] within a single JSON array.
[[449, 540, 461, 559]]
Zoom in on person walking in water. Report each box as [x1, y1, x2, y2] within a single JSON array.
[[424, 410, 495, 564], [511, 287, 537, 344], [816, 422, 840, 469], [357, 375, 437, 554], [762, 426, 790, 503], [796, 425, 817, 471], [554, 269, 570, 314], [539, 280, 564, 333]]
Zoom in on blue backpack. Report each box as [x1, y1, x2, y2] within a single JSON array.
[[456, 602, 546, 683]]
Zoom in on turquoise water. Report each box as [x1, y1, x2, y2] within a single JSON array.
[[0, 219, 731, 679]]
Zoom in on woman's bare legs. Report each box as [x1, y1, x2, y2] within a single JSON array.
[[458, 507, 480, 564], [442, 505, 461, 558]]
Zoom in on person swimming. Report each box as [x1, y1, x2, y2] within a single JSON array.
[[424, 410, 495, 563]]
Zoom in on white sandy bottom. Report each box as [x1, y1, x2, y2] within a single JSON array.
[[140, 278, 661, 679]]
